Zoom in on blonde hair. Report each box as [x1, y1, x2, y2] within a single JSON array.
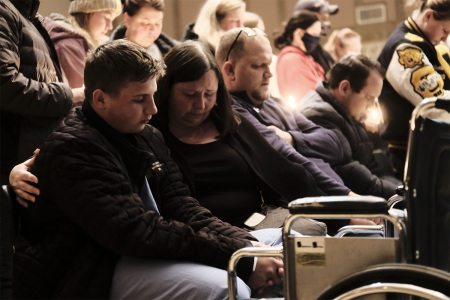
[[193, 0, 246, 49], [324, 28, 361, 61], [243, 11, 265, 31]]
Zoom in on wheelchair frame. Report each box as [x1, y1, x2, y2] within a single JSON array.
[[228, 98, 450, 299]]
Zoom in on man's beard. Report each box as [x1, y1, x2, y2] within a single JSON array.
[[250, 88, 270, 104]]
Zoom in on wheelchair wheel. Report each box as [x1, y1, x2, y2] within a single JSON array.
[[317, 263, 450, 299]]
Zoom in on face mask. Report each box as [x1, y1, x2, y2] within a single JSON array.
[[302, 33, 321, 54]]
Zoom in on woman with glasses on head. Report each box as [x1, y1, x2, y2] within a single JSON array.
[[377, 0, 450, 177], [183, 0, 246, 52], [110, 0, 178, 61], [275, 10, 325, 104]]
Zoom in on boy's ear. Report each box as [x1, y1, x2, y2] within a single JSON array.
[[92, 89, 107, 109]]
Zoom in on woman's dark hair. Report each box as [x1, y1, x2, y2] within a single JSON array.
[[420, 0, 450, 21], [274, 10, 319, 50], [154, 40, 239, 138], [328, 54, 386, 93], [123, 0, 164, 16]]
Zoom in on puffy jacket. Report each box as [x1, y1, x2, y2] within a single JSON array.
[[13, 101, 255, 299], [0, 0, 72, 184], [299, 81, 399, 199]]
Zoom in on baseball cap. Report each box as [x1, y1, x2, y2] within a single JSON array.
[[294, 0, 339, 15]]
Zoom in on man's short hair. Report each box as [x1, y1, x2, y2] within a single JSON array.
[[216, 27, 267, 66], [328, 54, 385, 93], [84, 39, 165, 103]]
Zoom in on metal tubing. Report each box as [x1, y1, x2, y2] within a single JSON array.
[[228, 246, 283, 300]]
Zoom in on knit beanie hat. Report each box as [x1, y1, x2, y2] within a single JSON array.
[[69, 0, 122, 16]]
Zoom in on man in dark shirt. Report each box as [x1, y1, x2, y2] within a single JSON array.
[[216, 27, 351, 198], [217, 27, 398, 201]]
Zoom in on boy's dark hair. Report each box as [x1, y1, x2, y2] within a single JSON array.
[[84, 39, 165, 103]]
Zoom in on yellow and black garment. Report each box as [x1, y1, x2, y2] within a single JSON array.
[[377, 17, 450, 147]]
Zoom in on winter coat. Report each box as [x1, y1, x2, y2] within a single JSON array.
[[299, 81, 399, 199], [0, 0, 72, 184], [43, 13, 92, 88], [13, 101, 255, 299], [231, 91, 350, 196]]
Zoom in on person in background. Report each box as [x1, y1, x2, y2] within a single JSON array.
[[43, 0, 122, 88], [110, 0, 178, 61], [216, 27, 384, 231], [243, 10, 281, 98], [377, 0, 450, 178], [298, 54, 401, 200], [243, 11, 265, 30], [149, 40, 328, 236], [324, 28, 362, 62], [0, 0, 75, 185], [275, 10, 324, 103], [294, 0, 339, 73], [13, 39, 283, 300], [183, 0, 245, 51]]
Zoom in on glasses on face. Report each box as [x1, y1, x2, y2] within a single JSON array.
[[225, 27, 267, 62]]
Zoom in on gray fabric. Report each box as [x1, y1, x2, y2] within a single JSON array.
[[255, 206, 327, 236], [110, 258, 251, 300], [110, 228, 293, 300]]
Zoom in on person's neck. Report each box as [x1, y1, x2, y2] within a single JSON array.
[[169, 119, 219, 144], [291, 35, 307, 52]]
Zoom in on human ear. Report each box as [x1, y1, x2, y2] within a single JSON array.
[[223, 61, 236, 81], [123, 12, 130, 27], [92, 89, 107, 109], [339, 80, 351, 95], [423, 10, 433, 24]]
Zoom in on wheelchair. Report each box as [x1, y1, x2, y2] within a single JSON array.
[[228, 98, 450, 300]]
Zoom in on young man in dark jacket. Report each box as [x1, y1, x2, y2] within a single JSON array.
[[298, 54, 401, 200], [13, 40, 282, 299], [0, 0, 83, 185]]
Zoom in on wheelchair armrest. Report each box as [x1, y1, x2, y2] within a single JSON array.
[[334, 225, 385, 238], [228, 246, 283, 300], [387, 195, 404, 209], [288, 196, 389, 215]]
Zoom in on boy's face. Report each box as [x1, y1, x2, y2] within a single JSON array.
[[100, 77, 158, 133]]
